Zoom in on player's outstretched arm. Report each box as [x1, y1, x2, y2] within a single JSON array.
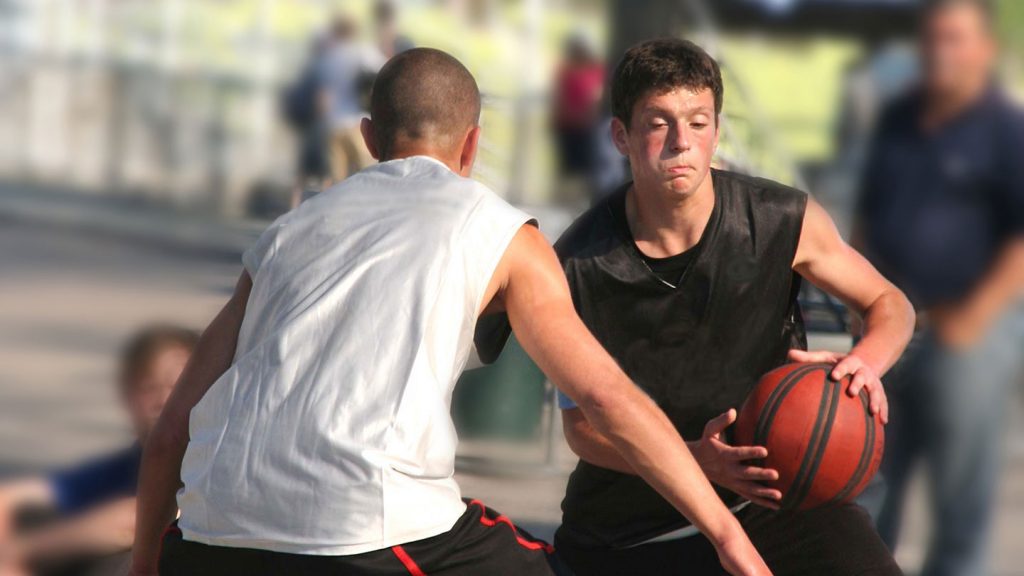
[[129, 271, 253, 576], [792, 198, 915, 423], [486, 226, 771, 576]]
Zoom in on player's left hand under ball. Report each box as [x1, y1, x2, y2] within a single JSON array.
[[690, 409, 783, 510], [787, 350, 889, 424]]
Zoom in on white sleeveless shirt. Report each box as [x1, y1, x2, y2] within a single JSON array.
[[177, 156, 533, 555]]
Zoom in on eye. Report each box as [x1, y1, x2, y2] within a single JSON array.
[[691, 122, 708, 130], [650, 121, 668, 129]]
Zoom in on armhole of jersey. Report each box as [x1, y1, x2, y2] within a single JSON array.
[[465, 192, 536, 365], [789, 191, 810, 269]]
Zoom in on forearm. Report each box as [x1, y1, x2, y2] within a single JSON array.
[[850, 287, 914, 377]]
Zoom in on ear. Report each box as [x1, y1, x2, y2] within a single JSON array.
[[360, 117, 380, 160], [458, 125, 481, 177], [610, 116, 630, 158]]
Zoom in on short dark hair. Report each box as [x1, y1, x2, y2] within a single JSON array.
[[370, 48, 481, 159], [611, 38, 724, 129], [921, 0, 996, 31], [119, 325, 199, 392]]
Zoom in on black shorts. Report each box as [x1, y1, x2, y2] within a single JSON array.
[[555, 502, 902, 576], [160, 499, 568, 576]]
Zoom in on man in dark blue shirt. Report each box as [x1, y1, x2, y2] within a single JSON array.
[[0, 326, 197, 575], [855, 2, 1024, 575]]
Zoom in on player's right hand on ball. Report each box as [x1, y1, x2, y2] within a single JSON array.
[[689, 409, 782, 510], [714, 525, 773, 576]]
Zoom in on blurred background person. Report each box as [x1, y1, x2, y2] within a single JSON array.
[[374, 0, 415, 59], [320, 14, 387, 184], [550, 31, 605, 207], [0, 326, 197, 576], [283, 34, 332, 209], [854, 1, 1024, 575]]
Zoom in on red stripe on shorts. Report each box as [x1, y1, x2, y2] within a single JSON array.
[[467, 499, 556, 554], [392, 545, 427, 576]]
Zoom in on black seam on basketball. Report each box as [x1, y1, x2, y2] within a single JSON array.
[[753, 366, 810, 444], [828, 389, 874, 505], [753, 363, 824, 447], [782, 370, 832, 510], [788, 376, 842, 510], [774, 366, 831, 506]]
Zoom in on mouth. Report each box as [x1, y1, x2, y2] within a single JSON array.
[[666, 165, 694, 176]]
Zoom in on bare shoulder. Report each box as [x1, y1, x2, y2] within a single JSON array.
[[794, 197, 845, 268], [480, 223, 551, 316]]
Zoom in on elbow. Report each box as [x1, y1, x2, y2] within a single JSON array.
[[571, 388, 619, 428], [869, 285, 915, 344], [573, 386, 643, 442], [891, 288, 916, 342]]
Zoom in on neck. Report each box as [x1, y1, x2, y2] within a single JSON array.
[[383, 146, 461, 174], [626, 170, 715, 258], [923, 75, 990, 128]]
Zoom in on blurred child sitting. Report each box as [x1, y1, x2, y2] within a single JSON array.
[[0, 325, 198, 576]]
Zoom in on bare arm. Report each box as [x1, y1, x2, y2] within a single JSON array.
[[483, 226, 769, 575], [129, 271, 252, 575], [791, 199, 915, 422]]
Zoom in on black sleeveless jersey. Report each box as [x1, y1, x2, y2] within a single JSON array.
[[555, 169, 809, 549]]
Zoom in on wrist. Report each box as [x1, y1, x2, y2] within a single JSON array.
[[686, 440, 705, 464], [845, 348, 885, 378], [702, 511, 745, 549]]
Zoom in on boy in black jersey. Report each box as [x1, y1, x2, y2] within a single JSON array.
[[548, 39, 915, 575]]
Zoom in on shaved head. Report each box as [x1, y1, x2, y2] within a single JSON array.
[[369, 48, 481, 159]]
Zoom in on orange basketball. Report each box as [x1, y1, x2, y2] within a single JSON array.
[[734, 362, 884, 511]]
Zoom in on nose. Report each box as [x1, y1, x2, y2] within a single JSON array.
[[670, 126, 691, 153]]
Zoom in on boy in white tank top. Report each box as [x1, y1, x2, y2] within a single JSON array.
[[128, 48, 771, 576]]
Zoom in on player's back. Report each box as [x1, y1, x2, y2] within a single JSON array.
[[176, 155, 531, 556]]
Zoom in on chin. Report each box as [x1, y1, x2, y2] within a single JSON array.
[[665, 176, 698, 196]]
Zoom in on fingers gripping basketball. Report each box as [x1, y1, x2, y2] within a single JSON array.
[[735, 363, 884, 511]]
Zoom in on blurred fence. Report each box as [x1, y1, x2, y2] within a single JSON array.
[[0, 52, 288, 216], [0, 49, 551, 219]]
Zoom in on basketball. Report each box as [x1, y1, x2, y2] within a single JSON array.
[[734, 362, 884, 511]]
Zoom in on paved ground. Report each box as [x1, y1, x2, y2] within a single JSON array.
[[2, 204, 1023, 574]]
